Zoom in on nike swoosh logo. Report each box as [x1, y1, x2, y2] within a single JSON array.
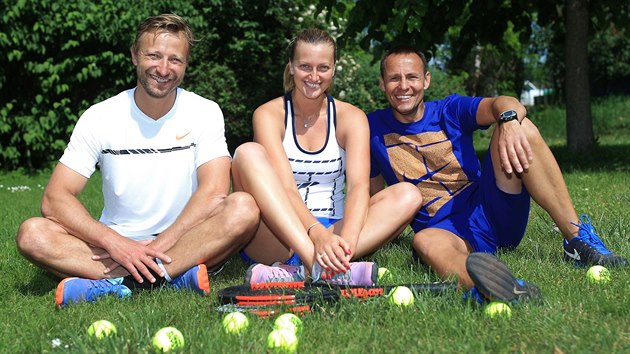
[[176, 132, 191, 140], [564, 249, 580, 260], [513, 286, 528, 295]]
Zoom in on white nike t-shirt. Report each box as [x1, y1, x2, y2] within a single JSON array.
[[60, 88, 230, 237]]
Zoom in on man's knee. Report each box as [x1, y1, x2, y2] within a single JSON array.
[[412, 232, 438, 262], [222, 191, 260, 238], [16, 218, 47, 260], [413, 230, 466, 263], [521, 119, 545, 146]]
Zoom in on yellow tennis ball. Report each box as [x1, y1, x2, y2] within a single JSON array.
[[87, 320, 117, 339], [222, 312, 249, 334], [587, 265, 611, 284], [151, 327, 185, 352], [377, 267, 391, 282], [388, 286, 414, 307], [267, 329, 298, 353], [273, 313, 303, 335], [484, 302, 512, 319]]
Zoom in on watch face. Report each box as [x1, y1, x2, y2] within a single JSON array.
[[500, 110, 517, 122]]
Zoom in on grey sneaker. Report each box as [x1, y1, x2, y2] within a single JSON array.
[[244, 263, 304, 285], [465, 252, 542, 305], [312, 261, 378, 286]]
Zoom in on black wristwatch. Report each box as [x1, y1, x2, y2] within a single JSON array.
[[498, 110, 519, 124]]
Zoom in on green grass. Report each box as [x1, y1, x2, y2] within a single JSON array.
[[2, 96, 630, 353]]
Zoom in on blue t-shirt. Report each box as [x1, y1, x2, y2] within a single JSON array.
[[368, 94, 488, 231]]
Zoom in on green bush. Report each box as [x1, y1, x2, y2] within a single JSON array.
[[0, 0, 208, 170], [0, 0, 318, 170]]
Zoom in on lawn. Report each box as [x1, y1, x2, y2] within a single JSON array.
[[1, 96, 629, 353]]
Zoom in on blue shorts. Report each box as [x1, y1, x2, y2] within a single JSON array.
[[240, 217, 342, 266], [417, 149, 530, 253]]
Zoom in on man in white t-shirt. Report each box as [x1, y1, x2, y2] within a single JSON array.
[[16, 14, 259, 308]]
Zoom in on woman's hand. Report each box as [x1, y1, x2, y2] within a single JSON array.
[[311, 227, 352, 273]]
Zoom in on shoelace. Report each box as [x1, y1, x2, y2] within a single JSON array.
[[327, 269, 352, 285], [265, 265, 298, 282], [572, 214, 611, 254], [171, 270, 191, 288], [85, 279, 124, 299]]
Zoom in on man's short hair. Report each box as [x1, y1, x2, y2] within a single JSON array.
[[131, 13, 195, 60], [380, 46, 429, 77]]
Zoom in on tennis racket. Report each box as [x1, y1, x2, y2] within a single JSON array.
[[215, 303, 314, 318], [216, 281, 456, 317], [216, 302, 314, 317]]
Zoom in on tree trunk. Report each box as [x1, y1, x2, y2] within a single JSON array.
[[564, 0, 594, 151]]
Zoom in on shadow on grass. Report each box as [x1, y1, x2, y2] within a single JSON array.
[[18, 270, 58, 296], [476, 144, 630, 173], [549, 144, 630, 172]]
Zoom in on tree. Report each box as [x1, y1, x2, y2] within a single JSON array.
[[564, 0, 594, 151], [0, 0, 323, 170], [323, 0, 628, 152], [589, 22, 630, 97], [0, 0, 208, 170]]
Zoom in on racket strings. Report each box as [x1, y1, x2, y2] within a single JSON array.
[[216, 304, 312, 318]]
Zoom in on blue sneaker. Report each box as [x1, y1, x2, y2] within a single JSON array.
[[465, 252, 543, 305], [563, 214, 628, 267], [55, 277, 131, 309], [170, 264, 210, 296]]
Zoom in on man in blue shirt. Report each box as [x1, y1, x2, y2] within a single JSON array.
[[368, 46, 627, 303]]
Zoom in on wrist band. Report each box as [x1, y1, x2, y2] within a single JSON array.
[[306, 221, 322, 236]]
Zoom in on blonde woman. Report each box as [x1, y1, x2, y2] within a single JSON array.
[[232, 29, 422, 285]]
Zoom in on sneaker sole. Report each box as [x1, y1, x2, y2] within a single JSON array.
[[465, 253, 520, 303]]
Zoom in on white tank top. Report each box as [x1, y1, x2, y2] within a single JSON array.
[[282, 92, 345, 219]]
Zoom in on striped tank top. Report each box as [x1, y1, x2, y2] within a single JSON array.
[[282, 92, 345, 219]]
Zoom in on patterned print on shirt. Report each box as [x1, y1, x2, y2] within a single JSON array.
[[102, 143, 196, 155], [384, 131, 472, 216], [290, 156, 343, 215]]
